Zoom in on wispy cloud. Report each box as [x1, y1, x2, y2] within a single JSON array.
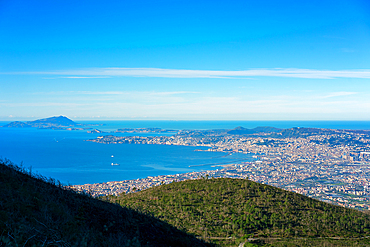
[[149, 91, 199, 96], [5, 67, 370, 79], [60, 76, 111, 79], [77, 91, 125, 95], [31, 91, 126, 95], [0, 102, 86, 107], [31, 91, 197, 96], [322, 92, 358, 98]]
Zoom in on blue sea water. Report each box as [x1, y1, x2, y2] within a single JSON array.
[[0, 120, 369, 185], [80, 120, 370, 131]]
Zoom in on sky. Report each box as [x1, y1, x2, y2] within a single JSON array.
[[0, 0, 370, 120]]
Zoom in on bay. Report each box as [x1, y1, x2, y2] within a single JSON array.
[[0, 123, 252, 185], [78, 120, 370, 131], [1, 120, 369, 185]]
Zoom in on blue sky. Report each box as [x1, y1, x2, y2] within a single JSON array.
[[1, 0, 370, 120]]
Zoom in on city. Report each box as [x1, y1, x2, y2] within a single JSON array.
[[72, 127, 370, 210]]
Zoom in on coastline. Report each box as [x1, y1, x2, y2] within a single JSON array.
[[70, 164, 247, 196], [70, 159, 370, 211], [2, 119, 370, 211]]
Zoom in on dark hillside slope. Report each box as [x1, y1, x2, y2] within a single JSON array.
[[108, 178, 370, 246], [0, 160, 212, 247]]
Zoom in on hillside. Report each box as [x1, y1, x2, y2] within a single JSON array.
[[227, 126, 282, 135], [0, 160, 212, 247], [27, 116, 79, 128], [106, 178, 370, 246], [3, 157, 370, 247], [2, 116, 81, 129]]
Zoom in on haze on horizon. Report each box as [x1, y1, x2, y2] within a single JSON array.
[[0, 0, 369, 121]]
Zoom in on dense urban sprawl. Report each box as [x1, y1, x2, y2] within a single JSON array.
[[72, 127, 370, 210]]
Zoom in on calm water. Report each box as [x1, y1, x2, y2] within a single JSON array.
[[80, 120, 370, 131], [0, 120, 369, 185]]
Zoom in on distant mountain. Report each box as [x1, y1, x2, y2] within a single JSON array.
[[2, 121, 32, 128], [0, 159, 212, 246], [2, 116, 81, 128], [278, 127, 337, 138], [227, 126, 345, 139], [28, 115, 79, 127], [227, 126, 282, 135]]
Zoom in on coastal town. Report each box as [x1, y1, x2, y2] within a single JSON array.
[[72, 126, 370, 210]]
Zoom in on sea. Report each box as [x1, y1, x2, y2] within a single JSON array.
[[0, 120, 369, 185]]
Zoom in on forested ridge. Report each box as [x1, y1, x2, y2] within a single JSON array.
[[2, 157, 370, 247], [106, 178, 370, 246], [0, 160, 212, 247]]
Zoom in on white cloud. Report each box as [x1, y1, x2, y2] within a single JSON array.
[[149, 91, 199, 96], [31, 90, 198, 96], [0, 102, 86, 107], [60, 76, 111, 79], [321, 92, 358, 98], [7, 67, 370, 79], [77, 91, 125, 95]]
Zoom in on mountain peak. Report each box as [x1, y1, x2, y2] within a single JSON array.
[[27, 116, 78, 127], [2, 116, 80, 128]]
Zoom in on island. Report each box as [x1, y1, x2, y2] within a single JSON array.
[[1, 116, 102, 131]]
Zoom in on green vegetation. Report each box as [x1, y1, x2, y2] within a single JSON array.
[[106, 178, 370, 246], [0, 159, 212, 247], [3, 156, 370, 246]]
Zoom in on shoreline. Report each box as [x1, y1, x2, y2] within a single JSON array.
[[70, 160, 370, 211]]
